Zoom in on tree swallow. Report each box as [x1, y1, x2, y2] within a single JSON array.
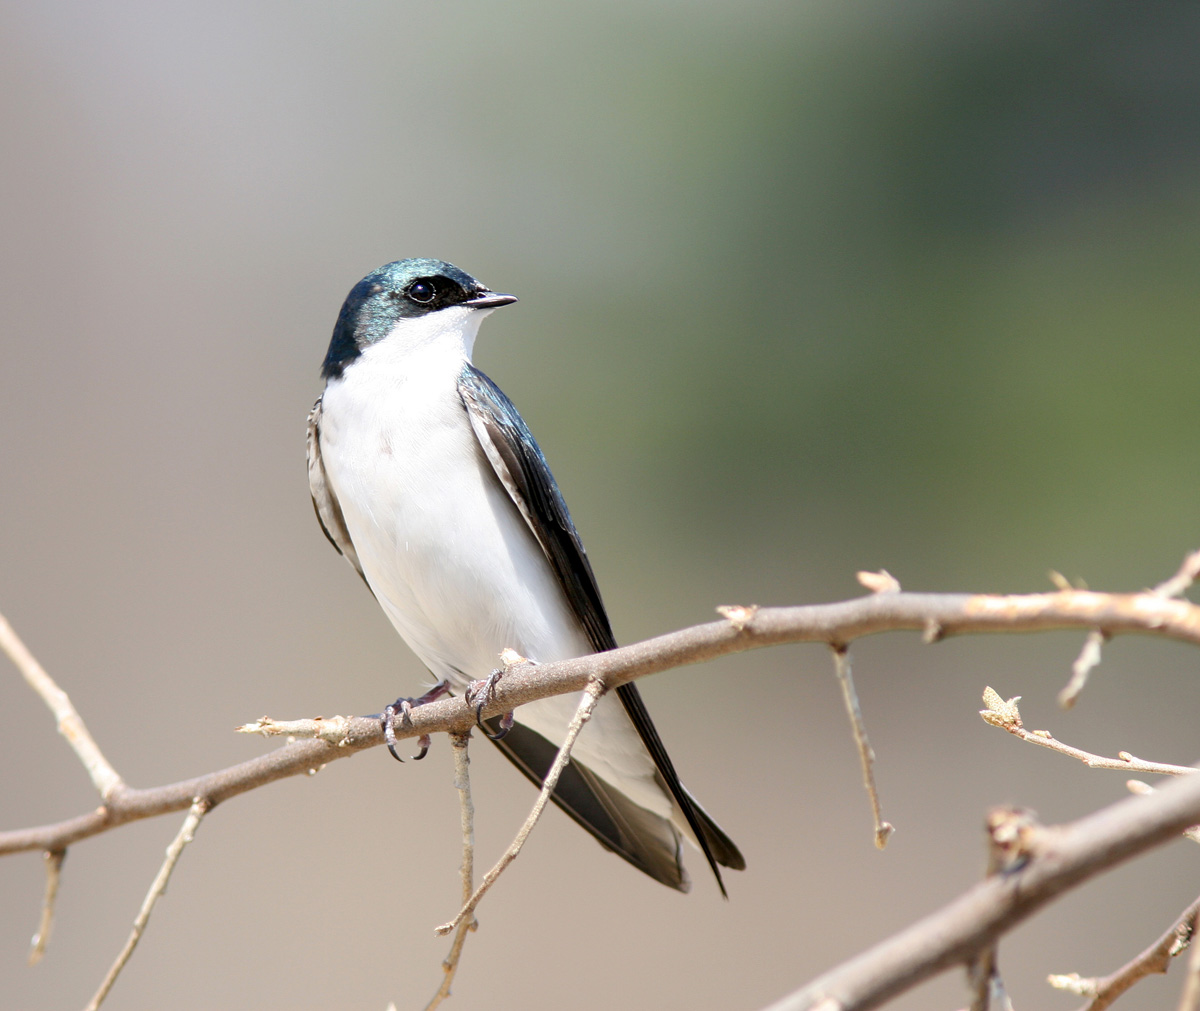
[[307, 258, 744, 894]]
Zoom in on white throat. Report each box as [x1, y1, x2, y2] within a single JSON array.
[[365, 304, 493, 365]]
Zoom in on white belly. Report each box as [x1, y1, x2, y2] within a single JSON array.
[[319, 351, 591, 681]]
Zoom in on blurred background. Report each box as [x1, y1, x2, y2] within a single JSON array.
[[2, 1, 1199, 1008]]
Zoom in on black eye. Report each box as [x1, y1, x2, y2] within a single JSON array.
[[406, 280, 437, 304]]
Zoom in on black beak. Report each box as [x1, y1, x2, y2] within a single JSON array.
[[464, 291, 518, 309]]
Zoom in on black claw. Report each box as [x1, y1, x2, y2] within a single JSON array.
[[384, 701, 408, 763], [483, 710, 515, 741], [379, 681, 451, 763], [382, 702, 405, 763]]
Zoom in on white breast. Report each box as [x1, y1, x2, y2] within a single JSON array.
[[319, 320, 591, 681]]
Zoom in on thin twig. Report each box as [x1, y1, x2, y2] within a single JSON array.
[[1047, 894, 1200, 1010], [434, 677, 606, 937], [1059, 628, 1108, 710], [1154, 549, 1200, 600], [85, 799, 210, 1011], [980, 689, 1196, 776], [27, 848, 65, 965], [423, 732, 476, 1011], [0, 614, 124, 800], [831, 646, 893, 848]]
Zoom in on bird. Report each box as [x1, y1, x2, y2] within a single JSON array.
[[307, 258, 744, 894]]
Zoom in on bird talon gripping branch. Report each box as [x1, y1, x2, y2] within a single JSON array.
[[381, 680, 451, 762], [465, 670, 513, 740]]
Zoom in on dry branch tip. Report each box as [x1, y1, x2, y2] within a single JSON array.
[[856, 570, 901, 594], [28, 848, 65, 966], [235, 715, 355, 746], [1048, 570, 1072, 591], [716, 604, 759, 631], [1047, 971, 1095, 996]]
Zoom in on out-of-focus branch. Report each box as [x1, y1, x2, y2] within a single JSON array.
[[5, 577, 1200, 855], [1047, 893, 1199, 1011], [1059, 628, 1109, 710], [966, 807, 1041, 1011], [1057, 549, 1198, 708], [1154, 549, 1200, 600], [759, 768, 1200, 1011]]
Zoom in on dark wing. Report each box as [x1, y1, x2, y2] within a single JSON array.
[[458, 365, 744, 893], [307, 395, 368, 585]]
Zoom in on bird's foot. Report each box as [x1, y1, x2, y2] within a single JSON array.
[[466, 670, 515, 741], [382, 680, 451, 762]]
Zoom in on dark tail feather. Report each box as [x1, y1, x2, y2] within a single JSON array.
[[616, 683, 745, 897], [485, 719, 691, 891], [682, 785, 746, 871]]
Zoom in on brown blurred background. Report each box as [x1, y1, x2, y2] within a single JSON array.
[[3, 2, 1199, 1009]]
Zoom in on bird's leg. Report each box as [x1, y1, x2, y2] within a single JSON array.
[[382, 679, 451, 762], [466, 649, 531, 741], [465, 669, 515, 740]]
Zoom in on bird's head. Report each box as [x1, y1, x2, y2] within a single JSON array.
[[322, 258, 516, 380]]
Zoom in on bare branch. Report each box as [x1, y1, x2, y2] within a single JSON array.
[[980, 691, 1196, 776], [86, 799, 210, 1011], [4, 553, 1199, 1008], [27, 848, 65, 965], [0, 614, 124, 799], [434, 677, 606, 937], [5, 584, 1200, 857], [831, 646, 893, 849], [423, 732, 476, 1011], [1047, 894, 1199, 1010], [757, 768, 1200, 1011]]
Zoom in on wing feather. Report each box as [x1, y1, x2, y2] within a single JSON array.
[[458, 365, 743, 892], [307, 396, 368, 584]]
